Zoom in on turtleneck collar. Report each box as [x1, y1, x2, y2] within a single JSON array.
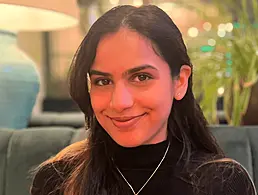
[[109, 136, 184, 170]]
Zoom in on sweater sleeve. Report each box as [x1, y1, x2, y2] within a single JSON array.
[[30, 161, 67, 195]]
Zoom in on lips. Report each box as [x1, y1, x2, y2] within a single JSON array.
[[109, 114, 146, 129]]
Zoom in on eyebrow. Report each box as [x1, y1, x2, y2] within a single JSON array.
[[89, 64, 158, 77]]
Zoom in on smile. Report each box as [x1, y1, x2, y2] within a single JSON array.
[[109, 114, 146, 129]]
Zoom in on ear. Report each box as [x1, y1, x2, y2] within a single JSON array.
[[174, 65, 191, 100]]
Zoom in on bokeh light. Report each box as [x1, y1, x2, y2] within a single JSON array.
[[208, 39, 216, 46], [188, 27, 199, 37], [218, 23, 226, 30], [217, 30, 226, 37], [217, 87, 225, 96], [225, 23, 234, 32], [203, 22, 212, 31]]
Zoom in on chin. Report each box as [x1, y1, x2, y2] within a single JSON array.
[[112, 136, 145, 148]]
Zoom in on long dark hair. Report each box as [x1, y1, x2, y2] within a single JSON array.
[[46, 5, 224, 195]]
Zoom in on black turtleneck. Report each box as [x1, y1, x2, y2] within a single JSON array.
[[111, 139, 187, 194], [31, 137, 256, 195]]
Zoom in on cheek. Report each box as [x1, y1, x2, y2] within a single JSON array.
[[90, 91, 111, 113], [143, 95, 173, 112], [138, 86, 173, 111], [136, 79, 174, 118], [140, 78, 174, 103]]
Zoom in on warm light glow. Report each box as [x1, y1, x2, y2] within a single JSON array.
[[208, 39, 216, 46], [133, 0, 143, 7], [256, 50, 258, 56], [217, 30, 226, 37], [109, 0, 119, 5], [188, 27, 199, 37], [225, 23, 234, 32], [203, 22, 212, 31], [218, 23, 226, 30], [0, 2, 78, 31], [157, 2, 176, 13], [217, 87, 225, 96]]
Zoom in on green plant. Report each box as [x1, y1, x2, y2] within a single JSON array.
[[186, 0, 258, 125]]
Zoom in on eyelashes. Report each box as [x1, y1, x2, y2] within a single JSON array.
[[93, 78, 112, 86], [92, 73, 154, 86], [130, 73, 153, 82]]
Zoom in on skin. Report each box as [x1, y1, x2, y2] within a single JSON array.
[[89, 28, 191, 147]]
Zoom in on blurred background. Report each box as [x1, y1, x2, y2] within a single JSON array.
[[6, 0, 258, 126], [2, 2, 258, 194]]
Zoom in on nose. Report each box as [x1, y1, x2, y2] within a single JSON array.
[[109, 82, 134, 113]]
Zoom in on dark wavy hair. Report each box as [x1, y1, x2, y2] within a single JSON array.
[[41, 5, 224, 195]]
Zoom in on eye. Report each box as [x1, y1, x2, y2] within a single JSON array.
[[132, 73, 153, 82], [94, 78, 112, 86]]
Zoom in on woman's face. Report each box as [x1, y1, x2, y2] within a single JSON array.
[[89, 28, 190, 147]]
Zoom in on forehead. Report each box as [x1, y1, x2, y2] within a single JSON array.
[[91, 28, 166, 72]]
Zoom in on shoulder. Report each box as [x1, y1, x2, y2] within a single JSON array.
[[30, 160, 71, 195], [30, 140, 87, 195], [193, 158, 257, 195]]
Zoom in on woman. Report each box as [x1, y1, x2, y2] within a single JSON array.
[[30, 5, 256, 195]]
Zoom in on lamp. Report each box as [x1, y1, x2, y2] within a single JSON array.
[[0, 0, 78, 31], [0, 0, 79, 129]]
